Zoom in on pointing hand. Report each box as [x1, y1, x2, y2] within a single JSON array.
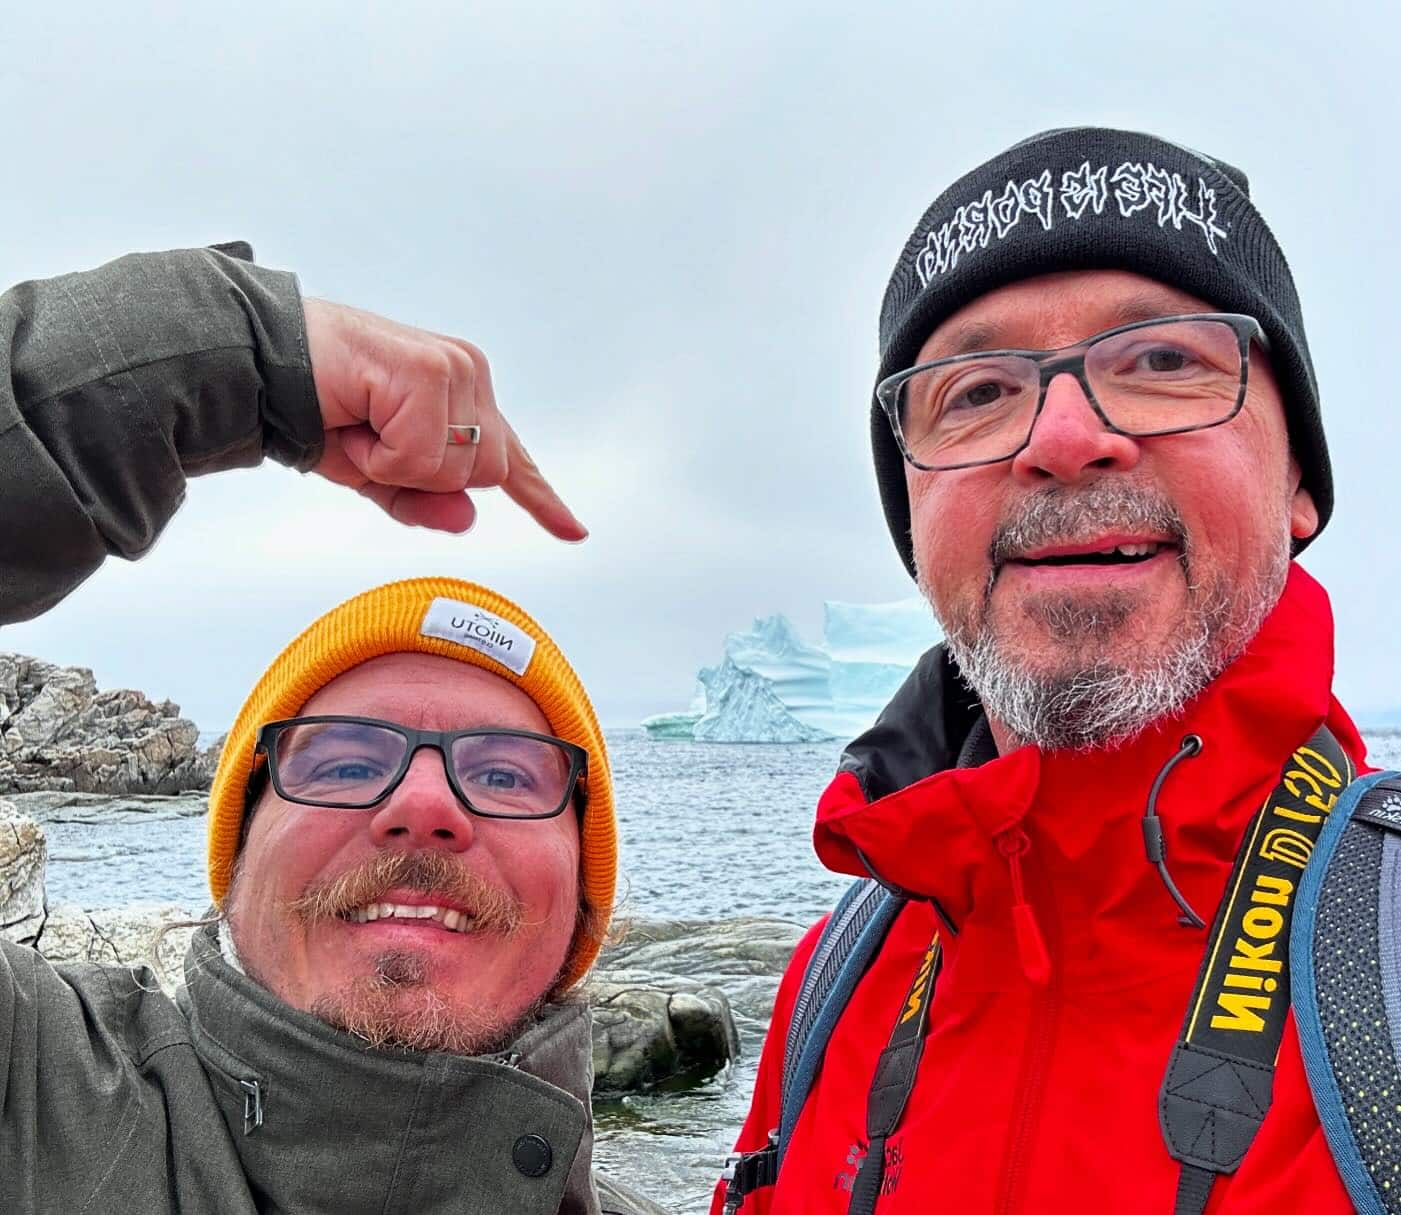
[[303, 299, 587, 540]]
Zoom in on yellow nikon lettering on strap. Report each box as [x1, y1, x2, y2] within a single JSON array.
[[1211, 991, 1271, 1033], [1229, 937, 1283, 973], [1259, 827, 1315, 870], [1184, 730, 1354, 1048], [1251, 875, 1293, 907], [899, 941, 939, 1025], [1208, 870, 1289, 1031]]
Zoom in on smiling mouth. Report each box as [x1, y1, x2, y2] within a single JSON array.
[[1008, 540, 1178, 569], [339, 902, 475, 933]]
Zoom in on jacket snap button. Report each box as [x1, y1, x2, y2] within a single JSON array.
[[512, 1133, 553, 1178]]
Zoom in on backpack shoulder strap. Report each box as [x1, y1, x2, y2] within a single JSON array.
[[1292, 769, 1401, 1215], [719, 879, 905, 1212], [777, 878, 906, 1162]]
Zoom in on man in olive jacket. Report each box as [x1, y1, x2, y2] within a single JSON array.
[[0, 245, 666, 1215]]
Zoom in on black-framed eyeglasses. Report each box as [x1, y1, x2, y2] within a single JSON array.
[[254, 716, 587, 819], [875, 313, 1268, 472]]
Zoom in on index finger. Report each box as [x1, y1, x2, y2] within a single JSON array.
[[500, 423, 588, 541]]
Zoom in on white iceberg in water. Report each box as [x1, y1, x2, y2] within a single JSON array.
[[643, 599, 942, 743]]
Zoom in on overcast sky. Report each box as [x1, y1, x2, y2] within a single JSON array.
[[2, 2, 1397, 731]]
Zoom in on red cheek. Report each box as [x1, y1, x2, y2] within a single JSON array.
[[907, 468, 1002, 568]]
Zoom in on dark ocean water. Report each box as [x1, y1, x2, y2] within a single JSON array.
[[30, 728, 1401, 1212]]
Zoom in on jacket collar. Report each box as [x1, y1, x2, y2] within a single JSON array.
[[177, 922, 603, 1214], [813, 565, 1366, 984]]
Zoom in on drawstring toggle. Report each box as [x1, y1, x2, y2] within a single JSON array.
[[996, 828, 1051, 986]]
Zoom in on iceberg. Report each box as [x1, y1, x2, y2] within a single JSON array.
[[637, 711, 704, 740], [643, 599, 942, 743]]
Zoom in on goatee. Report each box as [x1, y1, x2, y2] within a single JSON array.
[[922, 479, 1290, 751]]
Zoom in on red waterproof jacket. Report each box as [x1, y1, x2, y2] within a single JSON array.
[[715, 566, 1367, 1214]]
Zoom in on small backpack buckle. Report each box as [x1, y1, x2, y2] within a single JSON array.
[[721, 1131, 779, 1213]]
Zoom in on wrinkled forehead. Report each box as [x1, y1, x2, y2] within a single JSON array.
[[297, 652, 552, 735], [915, 270, 1222, 364]]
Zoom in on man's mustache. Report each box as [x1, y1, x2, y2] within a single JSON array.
[[988, 480, 1188, 568], [287, 850, 523, 935]]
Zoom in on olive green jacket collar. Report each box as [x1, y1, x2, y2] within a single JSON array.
[[177, 923, 605, 1214]]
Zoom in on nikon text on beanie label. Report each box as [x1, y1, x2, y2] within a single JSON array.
[[914, 159, 1230, 287], [420, 598, 536, 675]]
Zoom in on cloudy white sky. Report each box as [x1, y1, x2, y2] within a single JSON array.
[[2, 2, 1397, 730]]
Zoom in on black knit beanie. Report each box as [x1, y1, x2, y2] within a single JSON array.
[[873, 127, 1330, 579]]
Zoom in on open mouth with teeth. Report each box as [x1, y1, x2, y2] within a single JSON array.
[[1010, 541, 1175, 568], [340, 902, 474, 933]]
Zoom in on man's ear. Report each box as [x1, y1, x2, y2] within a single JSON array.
[[1288, 457, 1319, 541]]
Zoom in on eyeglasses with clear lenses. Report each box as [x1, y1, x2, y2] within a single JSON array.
[[876, 313, 1268, 472], [254, 716, 587, 818]]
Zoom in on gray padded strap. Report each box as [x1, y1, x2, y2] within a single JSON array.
[[1380, 834, 1401, 1076]]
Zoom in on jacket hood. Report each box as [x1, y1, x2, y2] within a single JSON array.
[[177, 922, 603, 1214], [813, 564, 1367, 986]]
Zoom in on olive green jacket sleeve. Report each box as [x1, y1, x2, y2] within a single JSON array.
[[0, 242, 323, 625]]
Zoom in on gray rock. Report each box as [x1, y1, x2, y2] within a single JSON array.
[[5, 665, 97, 752], [584, 916, 800, 1092], [6, 790, 208, 824], [0, 653, 19, 709], [194, 732, 228, 788], [588, 979, 739, 1094], [0, 652, 213, 795], [0, 799, 46, 944], [591, 984, 678, 1092], [35, 901, 197, 987], [601, 915, 804, 977], [666, 988, 742, 1076], [598, 915, 805, 1027]]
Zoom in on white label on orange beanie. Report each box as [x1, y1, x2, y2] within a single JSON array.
[[420, 598, 536, 676]]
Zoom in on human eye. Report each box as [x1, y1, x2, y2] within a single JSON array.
[[1124, 343, 1200, 376], [465, 762, 536, 796], [309, 757, 388, 783], [938, 367, 1025, 415], [1101, 322, 1238, 382], [472, 764, 525, 787]]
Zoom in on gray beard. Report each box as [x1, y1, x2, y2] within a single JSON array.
[[922, 480, 1290, 753]]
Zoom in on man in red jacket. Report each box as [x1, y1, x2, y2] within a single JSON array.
[[716, 128, 1365, 1212]]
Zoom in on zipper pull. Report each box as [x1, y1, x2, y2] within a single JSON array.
[[996, 828, 1051, 986], [239, 1079, 264, 1136]]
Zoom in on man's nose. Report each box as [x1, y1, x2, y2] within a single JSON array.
[[1010, 371, 1142, 485], [368, 748, 476, 850]]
